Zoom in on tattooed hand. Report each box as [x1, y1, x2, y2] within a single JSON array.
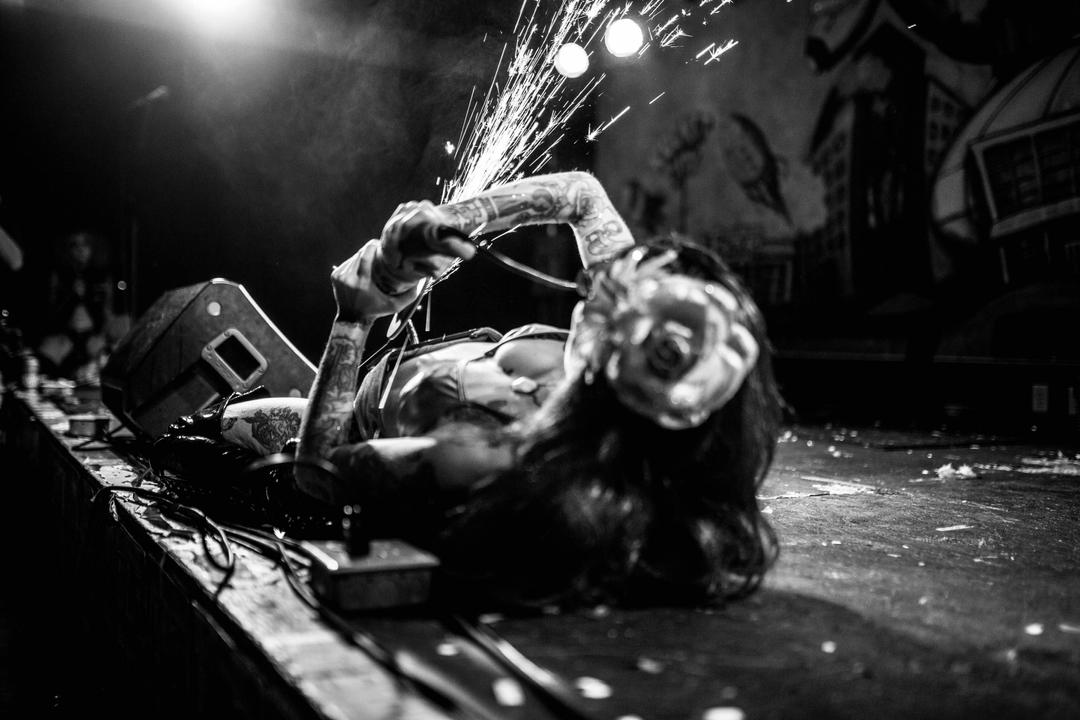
[[375, 200, 477, 295], [332, 240, 420, 322]]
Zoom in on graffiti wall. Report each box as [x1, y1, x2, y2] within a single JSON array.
[[595, 0, 1080, 377]]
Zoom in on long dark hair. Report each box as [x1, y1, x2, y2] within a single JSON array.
[[436, 236, 783, 608]]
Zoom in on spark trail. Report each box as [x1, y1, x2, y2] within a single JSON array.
[[427, 0, 741, 290]]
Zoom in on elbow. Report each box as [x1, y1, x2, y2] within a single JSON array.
[[562, 171, 612, 219], [564, 170, 602, 191]]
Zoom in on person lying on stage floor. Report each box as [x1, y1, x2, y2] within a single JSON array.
[[154, 170, 783, 608]]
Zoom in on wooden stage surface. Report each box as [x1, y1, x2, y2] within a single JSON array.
[[2, 388, 1079, 719]]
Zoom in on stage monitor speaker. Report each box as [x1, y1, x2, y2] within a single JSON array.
[[102, 278, 316, 439]]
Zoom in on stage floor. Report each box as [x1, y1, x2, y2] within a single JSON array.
[[469, 426, 1080, 719], [3, 391, 1078, 719]]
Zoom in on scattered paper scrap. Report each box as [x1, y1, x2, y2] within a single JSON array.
[[936, 463, 977, 479], [575, 676, 613, 699], [704, 707, 746, 720], [636, 657, 665, 674], [493, 678, 525, 707], [935, 524, 973, 532]]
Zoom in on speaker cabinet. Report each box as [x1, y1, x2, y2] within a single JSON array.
[[102, 278, 315, 439]]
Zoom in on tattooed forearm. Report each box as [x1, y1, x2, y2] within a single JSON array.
[[249, 407, 301, 454], [296, 319, 371, 502], [441, 198, 495, 233], [439, 171, 634, 267], [220, 399, 307, 455], [584, 220, 627, 257]]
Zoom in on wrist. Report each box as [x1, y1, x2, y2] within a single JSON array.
[[333, 313, 375, 330]]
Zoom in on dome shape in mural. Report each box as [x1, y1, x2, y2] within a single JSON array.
[[931, 36, 1080, 243]]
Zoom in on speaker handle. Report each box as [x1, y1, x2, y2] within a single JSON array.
[[201, 328, 269, 391]]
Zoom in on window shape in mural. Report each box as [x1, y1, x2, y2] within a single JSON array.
[[983, 117, 1080, 220]]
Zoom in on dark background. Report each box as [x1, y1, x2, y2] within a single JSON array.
[[2, 0, 1080, 433], [0, 0, 584, 360]]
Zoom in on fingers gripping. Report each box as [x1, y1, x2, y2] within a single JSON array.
[[381, 200, 475, 278]]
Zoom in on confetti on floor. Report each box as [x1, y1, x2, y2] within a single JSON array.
[[575, 676, 613, 699], [492, 677, 525, 706]]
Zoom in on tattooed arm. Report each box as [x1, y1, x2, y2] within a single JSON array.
[[294, 318, 371, 503], [438, 171, 636, 268], [220, 398, 307, 455], [294, 241, 407, 504]]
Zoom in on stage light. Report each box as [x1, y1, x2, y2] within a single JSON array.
[[174, 0, 262, 36], [604, 18, 644, 58], [554, 42, 589, 79]]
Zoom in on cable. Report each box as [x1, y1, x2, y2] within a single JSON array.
[[220, 519, 506, 720], [443, 613, 595, 720], [356, 278, 428, 374], [91, 481, 484, 718], [475, 246, 579, 293], [92, 485, 236, 593]]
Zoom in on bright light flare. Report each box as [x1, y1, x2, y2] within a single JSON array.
[[604, 18, 644, 57], [173, 0, 264, 36], [554, 42, 590, 78]]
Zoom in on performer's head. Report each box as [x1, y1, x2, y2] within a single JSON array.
[[440, 235, 782, 609], [564, 236, 762, 430]]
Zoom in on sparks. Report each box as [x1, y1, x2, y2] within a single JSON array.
[[436, 0, 727, 288], [649, 91, 666, 104], [641, 0, 665, 16], [444, 0, 610, 206], [582, 0, 608, 22], [586, 104, 631, 141], [432, 0, 618, 287], [660, 25, 689, 47], [703, 38, 737, 64], [710, 0, 733, 15], [655, 13, 679, 34]]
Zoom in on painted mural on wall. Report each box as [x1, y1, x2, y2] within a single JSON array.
[[595, 0, 1080, 364]]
